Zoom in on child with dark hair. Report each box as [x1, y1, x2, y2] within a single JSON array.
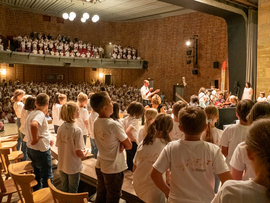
[[90, 92, 132, 203], [110, 102, 120, 122], [20, 96, 36, 160], [122, 101, 144, 171], [151, 106, 231, 202], [220, 99, 254, 168], [133, 114, 172, 203]]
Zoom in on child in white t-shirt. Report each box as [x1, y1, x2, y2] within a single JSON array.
[[52, 93, 66, 133], [89, 109, 99, 159], [56, 101, 88, 193], [133, 114, 172, 203], [25, 93, 53, 191], [137, 108, 158, 144], [122, 101, 144, 171], [212, 119, 270, 203], [75, 92, 90, 145], [20, 96, 36, 161], [169, 101, 186, 141], [90, 92, 132, 203], [220, 99, 254, 168], [230, 101, 270, 180], [257, 92, 267, 102], [201, 105, 223, 193], [151, 106, 232, 203], [11, 89, 25, 150]]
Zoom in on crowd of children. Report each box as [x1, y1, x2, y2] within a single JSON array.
[[1, 33, 141, 60], [6, 80, 270, 203]]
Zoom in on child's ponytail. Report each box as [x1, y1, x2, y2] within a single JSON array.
[[205, 120, 214, 143], [143, 122, 156, 145]]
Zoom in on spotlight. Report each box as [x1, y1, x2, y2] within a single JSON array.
[[69, 16, 75, 21], [69, 12, 76, 19], [92, 15, 99, 23], [83, 13, 90, 20], [99, 72, 104, 78], [62, 13, 69, 19], [86, 0, 90, 1], [186, 40, 191, 46], [81, 18, 86, 23], [186, 50, 192, 55]]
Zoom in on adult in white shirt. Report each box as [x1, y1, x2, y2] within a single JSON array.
[[242, 82, 253, 100], [140, 80, 159, 124]]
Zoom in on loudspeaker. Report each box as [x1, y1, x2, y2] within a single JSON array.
[[105, 75, 111, 85], [213, 62, 219, 68], [186, 50, 192, 55], [92, 68, 97, 71], [215, 80, 219, 88], [9, 64, 14, 67], [143, 61, 148, 69], [192, 69, 198, 75]]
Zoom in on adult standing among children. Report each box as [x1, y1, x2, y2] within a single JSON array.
[[140, 80, 159, 124], [242, 82, 253, 100]]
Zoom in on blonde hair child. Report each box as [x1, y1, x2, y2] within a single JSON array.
[[12, 89, 25, 151], [137, 108, 158, 144], [75, 92, 90, 145], [201, 105, 223, 145], [56, 101, 88, 193], [133, 114, 173, 203], [170, 101, 187, 141], [212, 119, 270, 203]]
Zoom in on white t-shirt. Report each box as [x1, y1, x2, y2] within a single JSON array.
[[56, 122, 85, 174], [230, 142, 255, 180], [75, 107, 89, 135], [89, 111, 99, 139], [20, 109, 31, 135], [169, 120, 185, 141], [13, 101, 24, 118], [52, 104, 64, 126], [219, 123, 249, 168], [242, 87, 252, 100], [201, 127, 223, 146], [211, 179, 268, 203], [137, 126, 145, 144], [133, 139, 167, 203], [25, 110, 50, 152], [257, 96, 267, 102], [122, 116, 140, 143], [94, 117, 128, 174], [140, 85, 150, 100], [153, 140, 229, 203]]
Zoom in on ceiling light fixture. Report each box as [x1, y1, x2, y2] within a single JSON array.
[[81, 18, 86, 23], [83, 13, 90, 20], [62, 13, 69, 19], [69, 12, 76, 19], [92, 14, 99, 23]]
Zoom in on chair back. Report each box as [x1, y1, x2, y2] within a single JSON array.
[[0, 163, 7, 193], [48, 179, 88, 203], [8, 164, 35, 203], [0, 148, 11, 175]]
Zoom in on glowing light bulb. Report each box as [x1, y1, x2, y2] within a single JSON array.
[[92, 15, 99, 23], [62, 13, 69, 19], [83, 13, 90, 20]]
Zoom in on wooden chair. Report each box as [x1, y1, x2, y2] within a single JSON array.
[[8, 164, 54, 203], [48, 179, 88, 203], [0, 134, 18, 143], [0, 163, 18, 203], [0, 148, 31, 179]]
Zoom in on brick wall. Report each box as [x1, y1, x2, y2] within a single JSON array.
[[0, 5, 228, 101], [257, 0, 270, 98]]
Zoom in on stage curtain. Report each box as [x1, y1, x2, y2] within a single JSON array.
[[246, 9, 258, 100]]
